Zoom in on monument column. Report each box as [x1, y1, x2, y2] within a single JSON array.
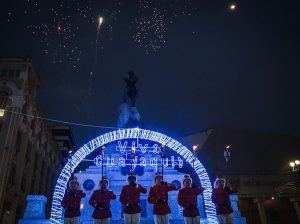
[[290, 198, 300, 224], [254, 198, 267, 224]]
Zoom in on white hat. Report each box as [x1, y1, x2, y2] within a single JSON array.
[[69, 178, 79, 188], [213, 177, 226, 189], [183, 174, 192, 184]]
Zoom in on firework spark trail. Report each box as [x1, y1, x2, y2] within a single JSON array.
[[86, 16, 104, 135], [90, 16, 103, 77]]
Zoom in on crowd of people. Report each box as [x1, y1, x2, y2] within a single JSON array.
[[61, 173, 237, 224]]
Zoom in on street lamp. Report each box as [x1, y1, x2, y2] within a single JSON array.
[[276, 159, 300, 195], [161, 144, 166, 180], [224, 144, 232, 185], [228, 3, 237, 12], [289, 160, 300, 178], [192, 145, 198, 169], [0, 108, 5, 117], [131, 147, 136, 171], [101, 146, 106, 179]]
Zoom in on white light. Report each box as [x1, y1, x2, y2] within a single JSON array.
[[0, 109, 5, 117], [132, 147, 136, 154], [99, 17, 103, 25], [80, 204, 84, 209], [193, 145, 198, 151], [50, 128, 217, 223], [295, 160, 300, 165], [290, 162, 295, 167], [229, 4, 236, 11]]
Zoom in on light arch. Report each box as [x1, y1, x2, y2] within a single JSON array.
[[50, 128, 217, 223]]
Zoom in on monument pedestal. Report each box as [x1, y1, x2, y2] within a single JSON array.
[[18, 195, 49, 224], [231, 195, 247, 224]]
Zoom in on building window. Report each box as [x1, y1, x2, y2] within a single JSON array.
[[21, 175, 27, 192], [9, 163, 16, 185], [15, 69, 20, 77], [8, 69, 15, 77], [25, 144, 31, 164], [1, 69, 8, 77], [30, 117, 36, 132], [34, 152, 38, 170], [15, 132, 22, 156]]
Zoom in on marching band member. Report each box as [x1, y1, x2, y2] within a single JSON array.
[[147, 173, 176, 224], [61, 178, 86, 224], [120, 172, 147, 224], [212, 177, 238, 224], [178, 175, 205, 224], [89, 177, 116, 224]]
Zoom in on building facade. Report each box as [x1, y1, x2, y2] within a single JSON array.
[[0, 57, 70, 223]]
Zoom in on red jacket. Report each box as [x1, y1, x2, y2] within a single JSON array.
[[120, 184, 147, 214], [89, 188, 116, 219], [211, 186, 238, 215], [61, 189, 86, 218], [178, 186, 205, 217], [147, 184, 176, 215]]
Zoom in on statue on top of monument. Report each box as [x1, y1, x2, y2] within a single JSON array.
[[124, 70, 138, 107], [118, 70, 141, 128]]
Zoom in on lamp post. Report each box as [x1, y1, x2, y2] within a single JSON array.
[[161, 143, 166, 180], [192, 145, 198, 169], [276, 159, 300, 196], [290, 160, 300, 179], [68, 149, 74, 179], [101, 146, 105, 179], [224, 144, 232, 186], [131, 147, 136, 172]]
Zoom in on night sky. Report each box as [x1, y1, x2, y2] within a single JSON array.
[[1, 0, 299, 146]]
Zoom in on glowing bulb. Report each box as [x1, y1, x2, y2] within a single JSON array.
[[0, 109, 5, 117], [80, 204, 84, 209], [57, 24, 62, 32], [193, 145, 198, 151], [99, 17, 103, 25], [271, 196, 275, 200], [132, 147, 136, 154], [290, 162, 295, 167], [225, 145, 231, 150], [229, 3, 236, 11], [295, 160, 300, 165]]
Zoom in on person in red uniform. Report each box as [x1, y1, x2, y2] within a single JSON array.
[[178, 175, 205, 224], [61, 178, 86, 224], [211, 177, 238, 224], [147, 173, 176, 224], [89, 177, 116, 224], [120, 172, 147, 224]]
